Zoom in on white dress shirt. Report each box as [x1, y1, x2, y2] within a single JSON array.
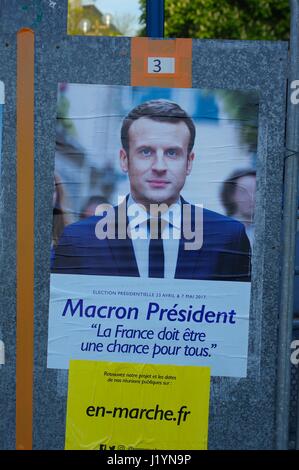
[[127, 195, 181, 279]]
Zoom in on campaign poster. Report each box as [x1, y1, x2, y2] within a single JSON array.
[[48, 83, 258, 377], [65, 361, 210, 450]]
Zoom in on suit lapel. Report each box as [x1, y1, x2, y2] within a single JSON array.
[[175, 199, 200, 279], [106, 198, 139, 277]]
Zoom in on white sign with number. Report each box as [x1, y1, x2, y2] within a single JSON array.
[[147, 57, 176, 74]]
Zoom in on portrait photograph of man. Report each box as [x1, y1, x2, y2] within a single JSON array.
[[51, 84, 258, 282]]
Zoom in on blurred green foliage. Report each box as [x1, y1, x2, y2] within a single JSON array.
[[139, 0, 290, 40]]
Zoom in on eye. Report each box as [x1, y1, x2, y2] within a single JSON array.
[[140, 147, 152, 157], [166, 148, 178, 157]]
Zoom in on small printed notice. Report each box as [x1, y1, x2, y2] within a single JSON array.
[[65, 360, 210, 450]]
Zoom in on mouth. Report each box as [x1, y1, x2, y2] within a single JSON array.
[[147, 179, 170, 188]]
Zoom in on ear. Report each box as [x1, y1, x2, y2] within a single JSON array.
[[120, 148, 129, 173], [186, 152, 194, 175]]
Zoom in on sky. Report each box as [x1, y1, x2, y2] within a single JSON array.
[[82, 0, 142, 35]]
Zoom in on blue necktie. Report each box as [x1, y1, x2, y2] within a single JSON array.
[[148, 217, 165, 278]]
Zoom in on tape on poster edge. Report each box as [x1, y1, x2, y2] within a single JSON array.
[[0, 81, 4, 104], [0, 340, 5, 365]]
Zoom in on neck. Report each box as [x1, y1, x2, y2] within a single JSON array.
[[233, 211, 253, 227], [130, 195, 180, 214]]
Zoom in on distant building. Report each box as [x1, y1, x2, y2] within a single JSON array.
[[68, 1, 121, 36]]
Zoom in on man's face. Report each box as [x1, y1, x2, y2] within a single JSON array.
[[120, 117, 194, 208]]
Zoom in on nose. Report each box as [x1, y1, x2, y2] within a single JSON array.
[[151, 149, 167, 172]]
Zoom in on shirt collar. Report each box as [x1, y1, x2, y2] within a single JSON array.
[[127, 194, 181, 230]]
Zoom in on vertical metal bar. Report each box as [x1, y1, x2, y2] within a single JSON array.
[[146, 0, 165, 38], [276, 0, 299, 450]]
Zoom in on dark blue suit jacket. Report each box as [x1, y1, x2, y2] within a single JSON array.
[[52, 198, 251, 282]]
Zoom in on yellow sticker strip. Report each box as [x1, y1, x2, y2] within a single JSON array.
[[16, 28, 35, 450], [65, 361, 210, 450]]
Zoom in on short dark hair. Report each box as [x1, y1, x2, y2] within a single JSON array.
[[121, 99, 196, 156], [220, 168, 256, 216]]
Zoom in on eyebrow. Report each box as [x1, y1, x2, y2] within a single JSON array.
[[136, 145, 154, 151], [136, 145, 183, 151], [165, 146, 183, 151]]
